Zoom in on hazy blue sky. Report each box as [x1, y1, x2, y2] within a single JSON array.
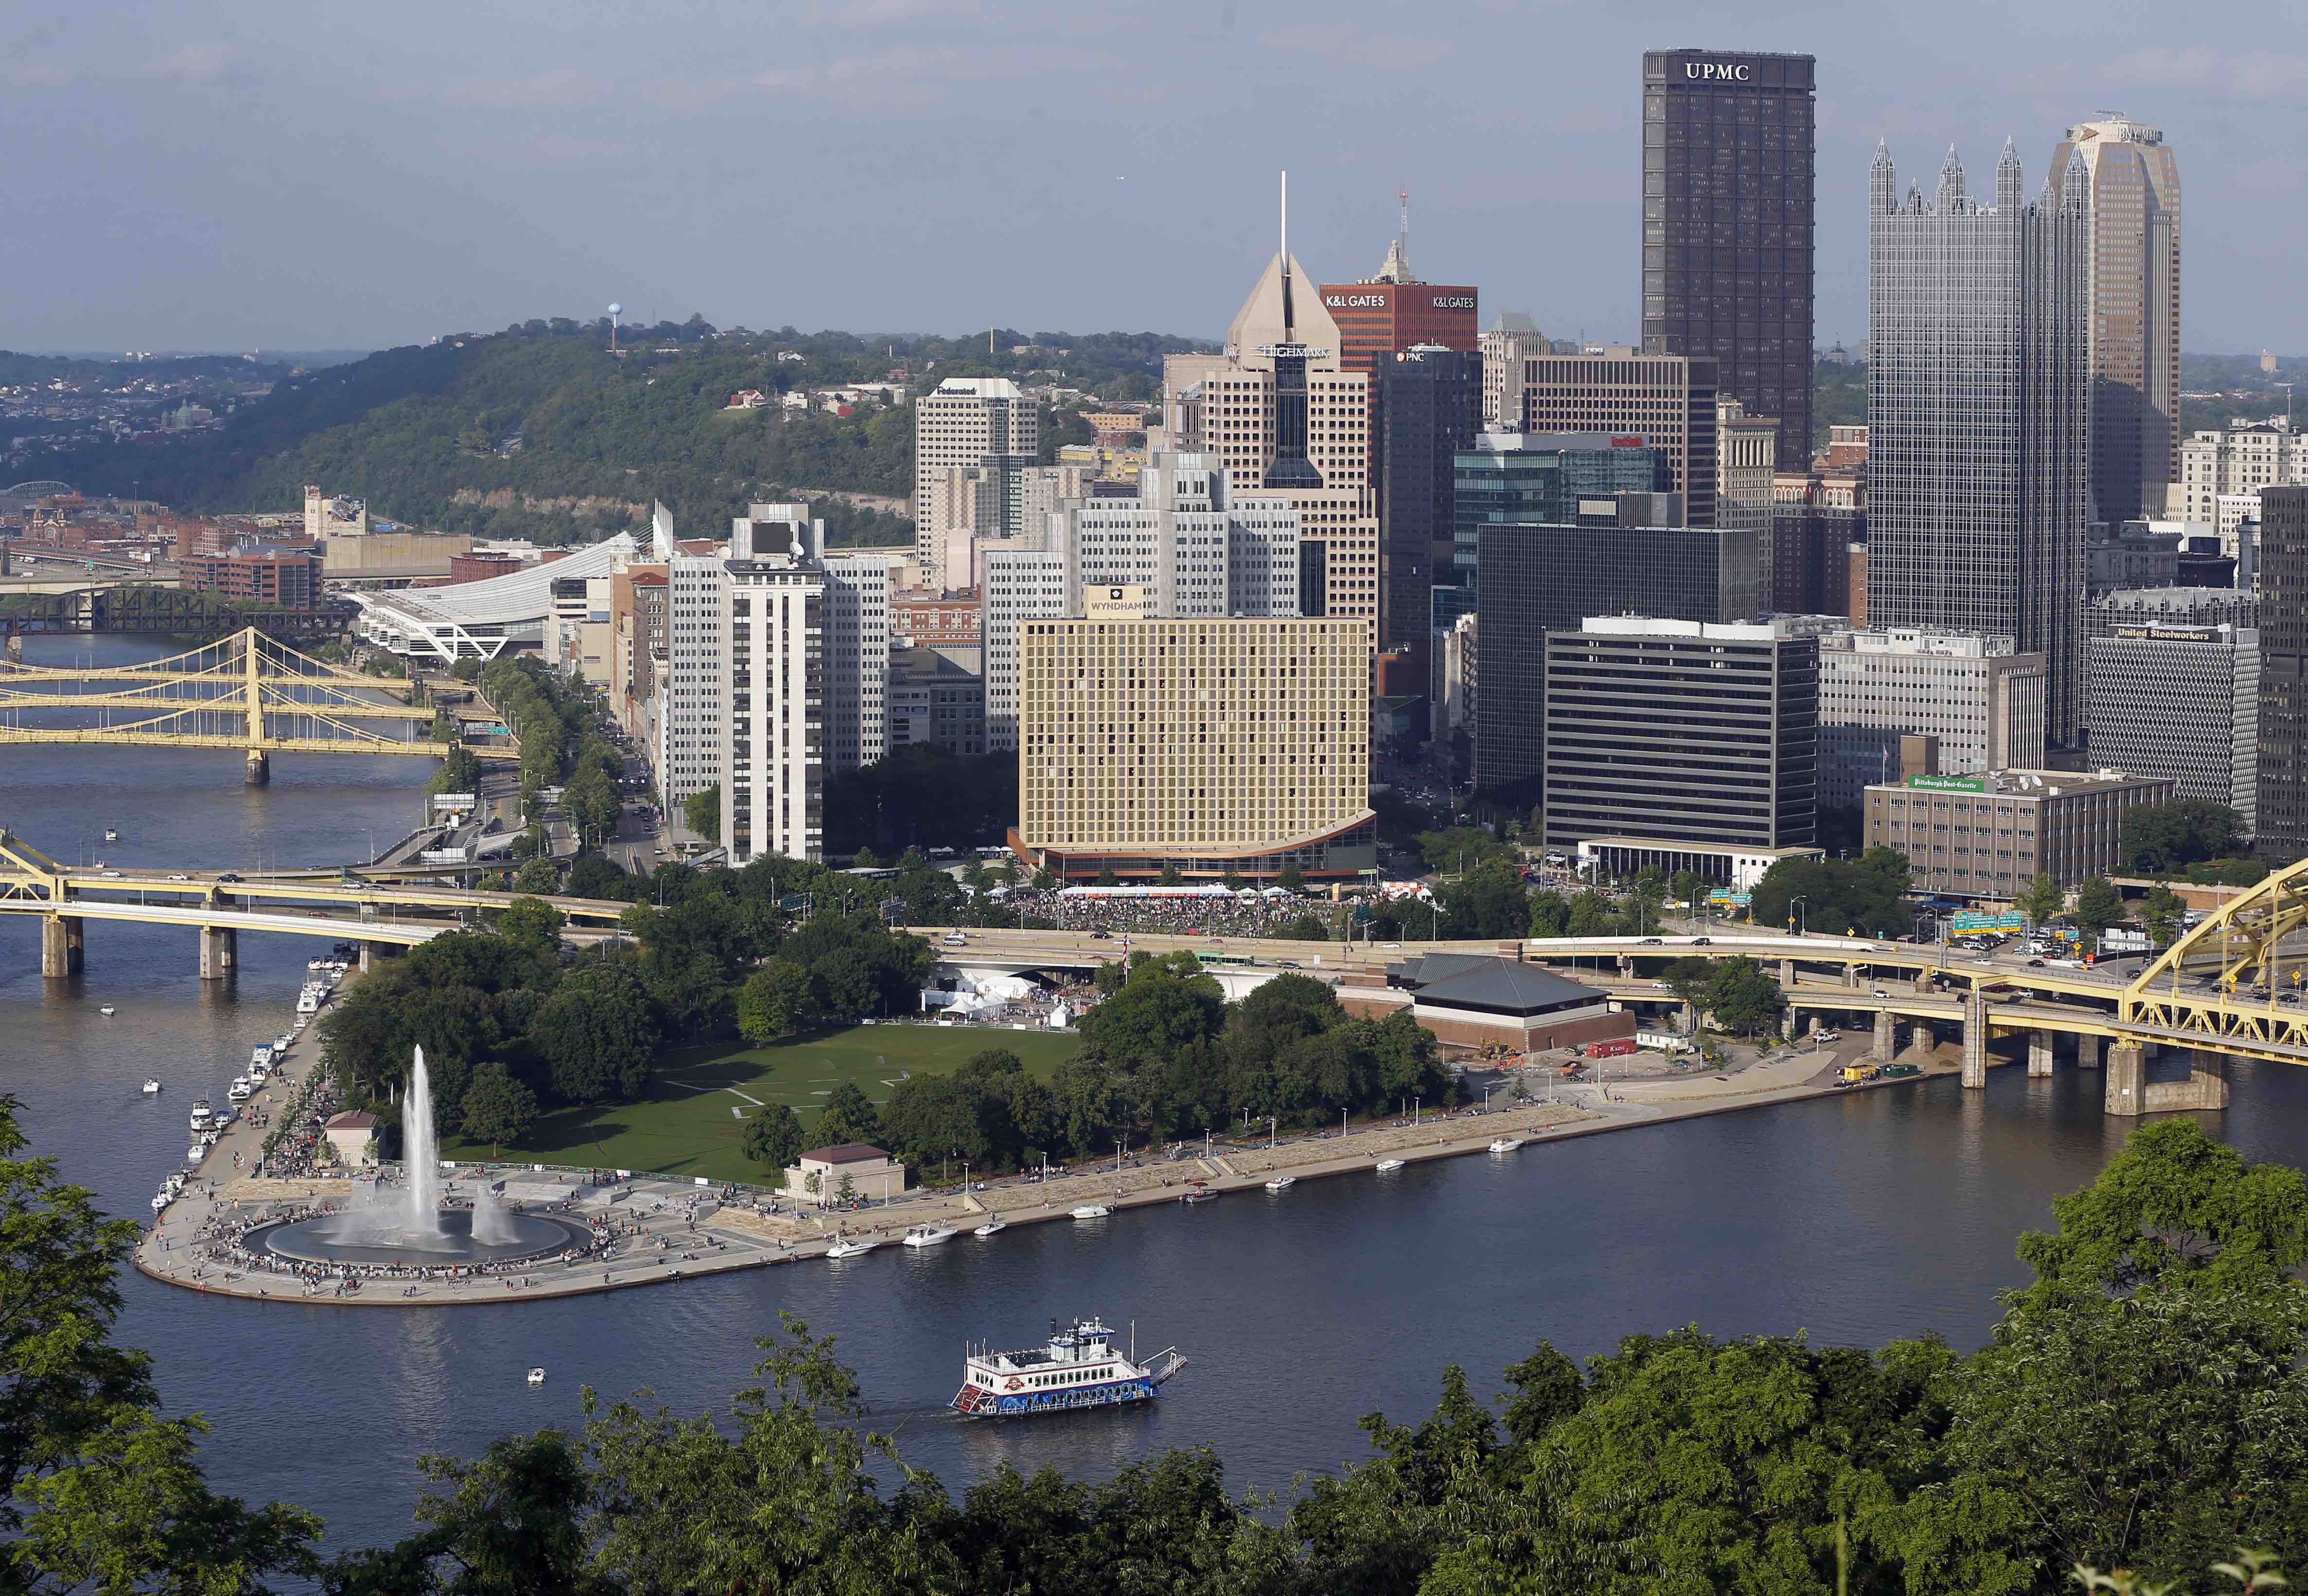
[[4, 0, 2304, 355]]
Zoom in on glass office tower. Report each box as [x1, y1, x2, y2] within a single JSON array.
[[1641, 49, 1815, 471], [1868, 140, 2092, 745]]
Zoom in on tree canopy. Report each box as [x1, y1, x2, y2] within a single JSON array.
[[1751, 848, 1915, 938]]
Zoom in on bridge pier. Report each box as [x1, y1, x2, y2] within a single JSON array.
[[1872, 1008, 1894, 1062], [1962, 993, 1988, 1087], [2171, 1050, 2232, 1111], [40, 915, 84, 978], [2105, 1041, 2146, 1114], [3, 631, 19, 664], [2028, 1029, 2054, 1078], [359, 940, 390, 973], [2077, 1034, 2102, 1070], [244, 750, 270, 787], [1908, 1021, 1931, 1057], [197, 925, 237, 980]]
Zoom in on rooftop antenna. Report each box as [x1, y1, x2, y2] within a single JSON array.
[[1278, 170, 1294, 337], [1399, 185, 1411, 267]]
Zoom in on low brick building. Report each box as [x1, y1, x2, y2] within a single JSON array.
[[1341, 954, 1631, 1054], [179, 548, 320, 607]]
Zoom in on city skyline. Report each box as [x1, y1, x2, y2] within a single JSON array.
[[4, 1, 2305, 353]]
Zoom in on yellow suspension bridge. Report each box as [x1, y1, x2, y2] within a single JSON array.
[[0, 626, 512, 783]]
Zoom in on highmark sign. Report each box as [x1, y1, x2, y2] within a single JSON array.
[[1905, 775, 1987, 793]]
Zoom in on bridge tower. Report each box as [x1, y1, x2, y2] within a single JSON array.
[[243, 630, 269, 784]]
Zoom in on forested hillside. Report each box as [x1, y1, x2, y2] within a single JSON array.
[[44, 320, 1206, 547]]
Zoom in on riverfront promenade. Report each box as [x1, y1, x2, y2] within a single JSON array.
[[136, 1017, 1965, 1308]]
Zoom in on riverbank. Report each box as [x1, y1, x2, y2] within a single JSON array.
[[134, 1025, 1967, 1307]]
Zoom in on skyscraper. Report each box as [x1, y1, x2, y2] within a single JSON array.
[[913, 378, 1037, 585], [1641, 49, 1815, 471], [2049, 117, 2181, 523], [1162, 185, 1377, 626], [2257, 487, 2308, 857], [1376, 346, 1480, 656], [1868, 140, 2092, 745]]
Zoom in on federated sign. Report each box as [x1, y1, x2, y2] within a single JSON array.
[[1951, 910, 2029, 932], [1906, 775, 1987, 793], [431, 793, 477, 810]]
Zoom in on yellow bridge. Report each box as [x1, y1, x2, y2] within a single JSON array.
[[11, 819, 2308, 1118], [0, 626, 510, 783]]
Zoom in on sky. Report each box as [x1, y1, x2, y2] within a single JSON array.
[[4, 0, 2306, 356]]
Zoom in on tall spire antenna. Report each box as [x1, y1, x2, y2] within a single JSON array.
[[1399, 185, 1410, 262], [1278, 170, 1294, 337]]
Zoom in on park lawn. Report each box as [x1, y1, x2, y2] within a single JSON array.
[[441, 1022, 1082, 1184]]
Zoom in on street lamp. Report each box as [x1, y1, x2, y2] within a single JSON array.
[[1790, 895, 1809, 937]]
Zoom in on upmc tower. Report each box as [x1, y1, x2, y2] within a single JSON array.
[[1640, 49, 1815, 471]]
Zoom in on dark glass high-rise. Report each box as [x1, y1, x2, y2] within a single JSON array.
[[1641, 49, 1815, 472]]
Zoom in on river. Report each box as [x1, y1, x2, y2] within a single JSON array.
[[5, 633, 2308, 1558]]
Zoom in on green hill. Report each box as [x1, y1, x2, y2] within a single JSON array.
[[44, 321, 1207, 547]]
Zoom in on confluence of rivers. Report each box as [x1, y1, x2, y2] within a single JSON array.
[[6, 635, 2307, 1559]]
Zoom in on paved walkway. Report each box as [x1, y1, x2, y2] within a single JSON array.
[[136, 1021, 1964, 1309]]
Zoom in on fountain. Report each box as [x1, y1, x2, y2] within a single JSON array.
[[250, 1045, 593, 1268]]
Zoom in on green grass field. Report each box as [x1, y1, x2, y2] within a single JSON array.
[[440, 1023, 1081, 1184]]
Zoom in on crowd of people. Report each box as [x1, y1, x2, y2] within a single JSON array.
[[185, 1192, 621, 1297], [1013, 891, 1342, 940]]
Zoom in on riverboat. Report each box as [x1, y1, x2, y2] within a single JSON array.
[[951, 1316, 1187, 1419]]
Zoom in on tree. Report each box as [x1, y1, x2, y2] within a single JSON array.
[[1702, 957, 1781, 1037], [2121, 798, 2248, 874], [2015, 1118, 2308, 1305], [741, 1104, 807, 1175], [1669, 868, 1703, 917], [735, 960, 817, 1044], [495, 895, 566, 952], [511, 854, 561, 894], [459, 1063, 538, 1154], [1157, 860, 1182, 887], [1277, 913, 1330, 942], [529, 967, 662, 1104], [1662, 955, 1715, 1011], [0, 1094, 321, 1590], [2140, 883, 2188, 947], [683, 783, 722, 844], [2016, 872, 2064, 927], [1278, 861, 1306, 890], [1751, 849, 1915, 939], [815, 1080, 880, 1147], [2075, 875, 2124, 934]]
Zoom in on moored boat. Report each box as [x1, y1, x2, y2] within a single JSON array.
[[1375, 1158, 1406, 1172], [1070, 1204, 1111, 1220], [189, 1097, 213, 1132], [1263, 1175, 1296, 1192], [824, 1239, 880, 1258], [972, 1220, 1008, 1237], [952, 1316, 1187, 1418], [902, 1224, 958, 1248], [1488, 1137, 1525, 1154], [1180, 1185, 1219, 1204]]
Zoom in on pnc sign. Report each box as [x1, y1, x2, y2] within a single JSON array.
[[1685, 61, 1752, 80]]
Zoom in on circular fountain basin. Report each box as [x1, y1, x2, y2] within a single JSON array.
[[252, 1209, 594, 1267]]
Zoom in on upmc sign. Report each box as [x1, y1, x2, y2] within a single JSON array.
[[1685, 61, 1752, 80]]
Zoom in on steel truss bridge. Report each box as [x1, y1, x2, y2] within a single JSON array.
[[0, 584, 350, 650], [0, 626, 511, 782]]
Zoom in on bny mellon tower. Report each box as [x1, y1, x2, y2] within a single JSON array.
[[1868, 140, 2092, 745]]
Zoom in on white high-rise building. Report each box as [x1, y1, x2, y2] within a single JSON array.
[[1816, 628, 2048, 808], [665, 548, 729, 814], [913, 378, 1036, 584], [978, 454, 1302, 751], [2176, 421, 2308, 524]]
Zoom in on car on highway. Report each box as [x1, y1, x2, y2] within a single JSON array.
[[216, 872, 243, 883], [165, 873, 191, 882], [1691, 936, 1713, 945], [1278, 959, 1302, 969], [2026, 958, 2046, 967], [1870, 987, 1890, 998], [941, 932, 967, 946], [99, 870, 123, 879], [1090, 930, 1111, 940], [1639, 936, 1664, 945]]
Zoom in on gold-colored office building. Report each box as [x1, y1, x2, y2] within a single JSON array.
[[1015, 617, 1376, 881]]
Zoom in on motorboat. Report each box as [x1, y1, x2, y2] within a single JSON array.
[[972, 1220, 1008, 1237], [98, 1006, 116, 1016], [1488, 1137, 1526, 1154], [902, 1224, 958, 1248], [296, 988, 320, 1015], [274, 1032, 294, 1052], [250, 1046, 273, 1071], [951, 1315, 1188, 1419], [1263, 1176, 1296, 1192], [186, 1144, 205, 1163], [227, 1080, 253, 1103], [150, 1189, 170, 1212], [188, 1098, 213, 1132], [1180, 1186, 1220, 1204], [103, 828, 118, 843], [1070, 1204, 1112, 1220], [1375, 1158, 1406, 1173], [526, 1366, 546, 1384], [824, 1239, 881, 1258], [142, 1079, 161, 1095], [307, 958, 329, 973]]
